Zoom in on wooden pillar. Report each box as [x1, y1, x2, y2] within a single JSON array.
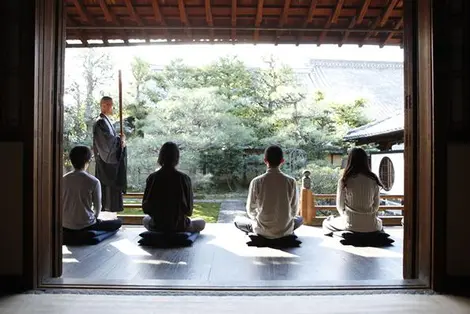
[[0, 0, 64, 291], [300, 171, 315, 224]]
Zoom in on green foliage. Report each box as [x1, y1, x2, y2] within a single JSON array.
[[64, 51, 372, 195], [121, 202, 221, 223], [301, 160, 342, 195]]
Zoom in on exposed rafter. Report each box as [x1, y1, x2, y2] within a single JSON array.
[[124, 0, 143, 26], [380, 0, 400, 27], [254, 0, 265, 42], [296, 0, 319, 45], [331, 0, 344, 24], [381, 17, 403, 47], [65, 0, 404, 48], [318, 15, 333, 46], [303, 0, 319, 28], [369, 0, 400, 38], [177, 0, 192, 37], [339, 16, 356, 47], [97, 0, 120, 25], [72, 0, 95, 25], [150, 0, 170, 39], [205, 0, 215, 40], [275, 0, 292, 45], [356, 0, 372, 24], [361, 15, 381, 47], [150, 0, 165, 25], [231, 0, 237, 41], [67, 15, 89, 47]]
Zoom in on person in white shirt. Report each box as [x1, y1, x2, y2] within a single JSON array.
[[234, 145, 303, 239], [62, 145, 122, 232], [323, 147, 384, 234]]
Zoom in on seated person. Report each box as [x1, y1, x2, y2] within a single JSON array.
[[142, 142, 206, 233], [62, 146, 122, 232], [323, 147, 383, 234], [234, 145, 303, 239]]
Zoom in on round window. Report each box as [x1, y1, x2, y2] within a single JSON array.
[[379, 157, 395, 191]]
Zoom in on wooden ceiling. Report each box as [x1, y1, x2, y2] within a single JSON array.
[[65, 0, 404, 47]]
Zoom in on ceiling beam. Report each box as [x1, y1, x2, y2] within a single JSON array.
[[339, 16, 356, 47], [151, 0, 166, 25], [124, 0, 144, 26], [66, 15, 89, 47], [361, 15, 381, 46], [381, 17, 403, 47], [368, 0, 401, 38], [254, 0, 265, 42], [151, 0, 170, 39], [318, 15, 333, 46], [331, 0, 344, 24], [296, 0, 318, 45], [205, 0, 214, 39], [275, 0, 292, 45], [177, 0, 192, 37], [231, 0, 237, 42], [279, 0, 292, 27], [356, 0, 371, 24], [303, 0, 319, 27], [65, 6, 402, 20], [380, 0, 400, 27], [68, 25, 402, 33], [97, 0, 120, 25], [72, 0, 95, 25]]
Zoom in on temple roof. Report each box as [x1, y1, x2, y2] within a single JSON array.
[[344, 110, 403, 142], [300, 59, 404, 118]]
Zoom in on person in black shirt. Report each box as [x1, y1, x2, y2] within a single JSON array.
[[142, 142, 206, 233]]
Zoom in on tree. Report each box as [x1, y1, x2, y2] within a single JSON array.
[[64, 49, 114, 144], [130, 57, 152, 103], [63, 49, 115, 170], [126, 88, 254, 191], [202, 56, 255, 101], [64, 51, 373, 193], [125, 57, 154, 138]]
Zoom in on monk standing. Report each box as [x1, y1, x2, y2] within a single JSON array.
[[92, 96, 127, 213]]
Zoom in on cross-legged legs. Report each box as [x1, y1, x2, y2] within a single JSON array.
[[142, 215, 206, 233], [234, 215, 303, 235]]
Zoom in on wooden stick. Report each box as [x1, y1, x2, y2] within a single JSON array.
[[118, 69, 123, 137]]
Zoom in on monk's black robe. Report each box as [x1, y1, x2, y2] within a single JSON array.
[[92, 113, 127, 212]]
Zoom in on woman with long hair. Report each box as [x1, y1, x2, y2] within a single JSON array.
[[323, 147, 384, 233]]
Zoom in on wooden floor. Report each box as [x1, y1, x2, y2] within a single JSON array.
[[60, 223, 403, 287], [3, 294, 470, 314]]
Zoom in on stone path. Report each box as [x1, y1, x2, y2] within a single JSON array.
[[217, 199, 246, 223]]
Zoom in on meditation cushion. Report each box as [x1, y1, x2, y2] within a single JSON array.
[[332, 230, 394, 247], [63, 229, 118, 245], [138, 231, 199, 247], [246, 233, 301, 248]]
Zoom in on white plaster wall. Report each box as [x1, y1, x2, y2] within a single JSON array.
[[371, 152, 404, 195]]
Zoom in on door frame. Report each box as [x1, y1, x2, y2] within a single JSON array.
[[33, 0, 445, 290]]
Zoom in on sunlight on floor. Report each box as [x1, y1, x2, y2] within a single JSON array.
[[110, 239, 152, 256], [206, 237, 299, 258], [132, 259, 187, 265], [62, 246, 72, 255], [63, 258, 79, 263], [252, 260, 300, 266], [319, 238, 402, 258]]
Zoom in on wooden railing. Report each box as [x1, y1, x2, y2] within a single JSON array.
[[299, 172, 404, 226], [122, 183, 404, 226]]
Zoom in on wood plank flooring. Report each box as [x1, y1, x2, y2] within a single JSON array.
[[61, 223, 403, 287], [3, 294, 470, 314]]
